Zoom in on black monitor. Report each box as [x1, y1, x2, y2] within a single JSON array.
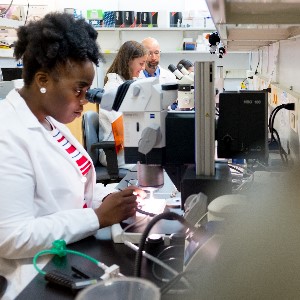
[[165, 111, 195, 165], [217, 90, 269, 162], [1, 68, 23, 81]]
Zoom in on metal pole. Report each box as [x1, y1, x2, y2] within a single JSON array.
[[194, 61, 215, 176]]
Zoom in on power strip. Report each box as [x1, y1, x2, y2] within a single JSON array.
[[112, 221, 162, 244]]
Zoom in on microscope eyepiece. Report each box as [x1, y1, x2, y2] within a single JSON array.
[[177, 64, 190, 75], [177, 64, 184, 71], [168, 64, 183, 80], [168, 64, 177, 73], [85, 88, 105, 104]]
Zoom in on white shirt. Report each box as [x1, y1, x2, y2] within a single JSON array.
[[138, 65, 177, 84], [0, 89, 116, 299]]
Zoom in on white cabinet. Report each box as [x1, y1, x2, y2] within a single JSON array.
[[0, 48, 14, 58], [0, 18, 24, 29], [96, 27, 214, 54], [0, 19, 23, 58], [205, 0, 300, 52]]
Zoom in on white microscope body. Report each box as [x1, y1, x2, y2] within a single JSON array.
[[117, 77, 178, 188], [168, 64, 194, 110]]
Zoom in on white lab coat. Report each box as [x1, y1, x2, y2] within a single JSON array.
[[138, 65, 177, 84], [0, 89, 116, 299], [103, 73, 125, 91]]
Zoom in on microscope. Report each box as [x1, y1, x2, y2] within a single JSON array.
[[116, 77, 178, 188], [86, 62, 232, 209], [86, 77, 178, 188], [168, 64, 194, 110]]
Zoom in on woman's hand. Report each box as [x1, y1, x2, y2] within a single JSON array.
[[95, 186, 147, 228]]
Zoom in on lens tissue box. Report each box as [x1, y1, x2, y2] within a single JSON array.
[[87, 9, 103, 28]]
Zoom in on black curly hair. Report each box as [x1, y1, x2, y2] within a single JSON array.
[[104, 40, 148, 84], [14, 12, 105, 85]]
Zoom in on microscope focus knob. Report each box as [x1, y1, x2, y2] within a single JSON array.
[[138, 124, 161, 155], [145, 234, 164, 257], [133, 85, 141, 97]]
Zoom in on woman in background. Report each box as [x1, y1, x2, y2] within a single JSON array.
[[99, 41, 148, 168], [103, 40, 148, 91]]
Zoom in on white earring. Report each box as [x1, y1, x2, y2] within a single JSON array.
[[40, 87, 46, 94]]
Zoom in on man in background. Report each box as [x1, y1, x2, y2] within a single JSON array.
[[139, 37, 176, 84]]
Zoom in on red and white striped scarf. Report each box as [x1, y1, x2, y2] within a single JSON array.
[[47, 120, 92, 208]]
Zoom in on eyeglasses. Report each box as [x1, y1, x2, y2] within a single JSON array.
[[148, 51, 161, 56]]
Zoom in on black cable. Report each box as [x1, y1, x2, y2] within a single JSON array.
[[272, 128, 288, 165], [215, 106, 219, 116], [133, 211, 191, 278], [254, 52, 260, 74], [136, 207, 156, 217], [268, 104, 285, 143], [228, 164, 244, 174], [24, 2, 30, 25], [269, 103, 295, 144], [124, 179, 156, 216], [269, 105, 282, 141], [160, 270, 189, 295], [268, 104, 294, 165], [151, 245, 183, 282]]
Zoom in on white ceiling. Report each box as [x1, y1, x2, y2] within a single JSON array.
[[205, 0, 300, 52]]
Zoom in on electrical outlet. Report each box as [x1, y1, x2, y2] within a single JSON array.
[[273, 93, 278, 105], [290, 112, 296, 132], [270, 84, 278, 107], [223, 69, 247, 79], [287, 92, 299, 133]]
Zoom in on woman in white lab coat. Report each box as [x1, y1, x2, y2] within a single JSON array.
[[0, 12, 146, 300], [99, 40, 148, 169]]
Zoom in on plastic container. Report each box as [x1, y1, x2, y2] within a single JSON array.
[[170, 12, 182, 27], [123, 11, 135, 27], [114, 11, 125, 27], [75, 277, 160, 300]]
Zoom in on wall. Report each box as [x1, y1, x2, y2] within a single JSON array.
[[250, 37, 300, 162], [51, 0, 210, 14], [249, 37, 300, 94], [51, 0, 244, 88], [0, 0, 208, 14], [101, 51, 248, 91]]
